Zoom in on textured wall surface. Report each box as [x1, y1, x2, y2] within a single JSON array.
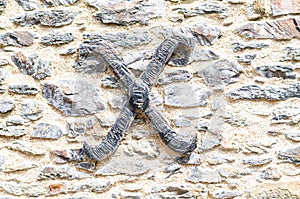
[[0, 0, 300, 198]]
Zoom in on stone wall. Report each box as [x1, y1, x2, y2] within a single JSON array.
[[0, 0, 300, 198]]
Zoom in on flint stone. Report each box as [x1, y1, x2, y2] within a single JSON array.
[[195, 122, 208, 131], [59, 47, 77, 55], [285, 132, 300, 142], [0, 31, 34, 46], [278, 146, 300, 165], [199, 136, 220, 150], [177, 153, 203, 165], [31, 123, 63, 139], [41, 32, 74, 45], [68, 179, 111, 193], [13, 10, 77, 27], [158, 70, 192, 85], [124, 141, 160, 159], [0, 59, 8, 66], [52, 149, 85, 163], [75, 162, 96, 171], [42, 80, 105, 116], [258, 167, 281, 181], [189, 49, 219, 63], [271, 0, 300, 16], [45, 0, 79, 6], [1, 161, 38, 172], [9, 84, 39, 95], [6, 116, 24, 126], [186, 167, 223, 183], [21, 100, 44, 120], [173, 3, 229, 18], [227, 83, 300, 101], [83, 30, 153, 48], [281, 47, 300, 61], [272, 106, 300, 124], [207, 155, 236, 165], [11, 52, 51, 80], [0, 156, 5, 167], [37, 165, 90, 180], [0, 126, 26, 137], [198, 59, 242, 86], [256, 65, 296, 79], [236, 54, 256, 65], [0, 181, 44, 197], [0, 99, 14, 113], [237, 18, 300, 40], [160, 23, 221, 45], [164, 83, 210, 107], [0, 0, 6, 15], [212, 190, 243, 199], [91, 0, 165, 25], [232, 42, 269, 52], [6, 140, 46, 156], [0, 87, 5, 93], [243, 157, 272, 166], [173, 117, 192, 127]]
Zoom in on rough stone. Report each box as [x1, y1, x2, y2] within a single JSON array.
[[52, 149, 85, 163], [0, 156, 5, 167], [0, 59, 8, 66], [1, 161, 38, 172], [198, 59, 243, 86], [236, 54, 256, 65], [199, 136, 221, 151], [227, 83, 300, 101], [68, 179, 111, 193], [157, 70, 192, 85], [173, 117, 192, 127], [256, 65, 296, 79], [0, 126, 26, 137], [0, 181, 44, 197], [21, 100, 44, 120], [258, 167, 281, 182], [0, 87, 5, 93], [186, 167, 224, 183], [236, 18, 300, 40], [251, 188, 300, 199], [160, 23, 221, 45], [9, 84, 39, 95], [13, 10, 77, 27], [232, 42, 269, 52], [151, 184, 200, 199], [189, 49, 219, 63], [177, 153, 203, 165], [67, 117, 94, 137], [0, 69, 7, 85], [6, 140, 46, 156], [278, 146, 300, 165], [243, 141, 275, 155], [101, 76, 120, 89], [15, 0, 39, 11], [124, 141, 160, 159], [41, 32, 74, 45], [0, 99, 14, 113], [285, 132, 300, 142], [11, 52, 51, 80], [0, 0, 6, 15], [37, 165, 90, 180], [173, 3, 229, 18], [271, 0, 300, 16], [0, 31, 34, 47], [91, 0, 165, 25], [45, 0, 79, 6], [59, 47, 77, 56], [271, 106, 300, 125], [164, 83, 210, 107], [6, 116, 24, 126], [84, 30, 153, 48], [281, 47, 300, 61], [207, 155, 236, 165], [224, 113, 248, 127], [195, 122, 208, 131], [246, 0, 265, 20], [42, 80, 105, 116], [212, 190, 243, 199], [243, 156, 272, 166], [108, 94, 126, 109], [31, 123, 63, 139]]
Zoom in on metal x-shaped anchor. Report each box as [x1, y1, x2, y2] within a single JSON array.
[[83, 36, 198, 161]]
